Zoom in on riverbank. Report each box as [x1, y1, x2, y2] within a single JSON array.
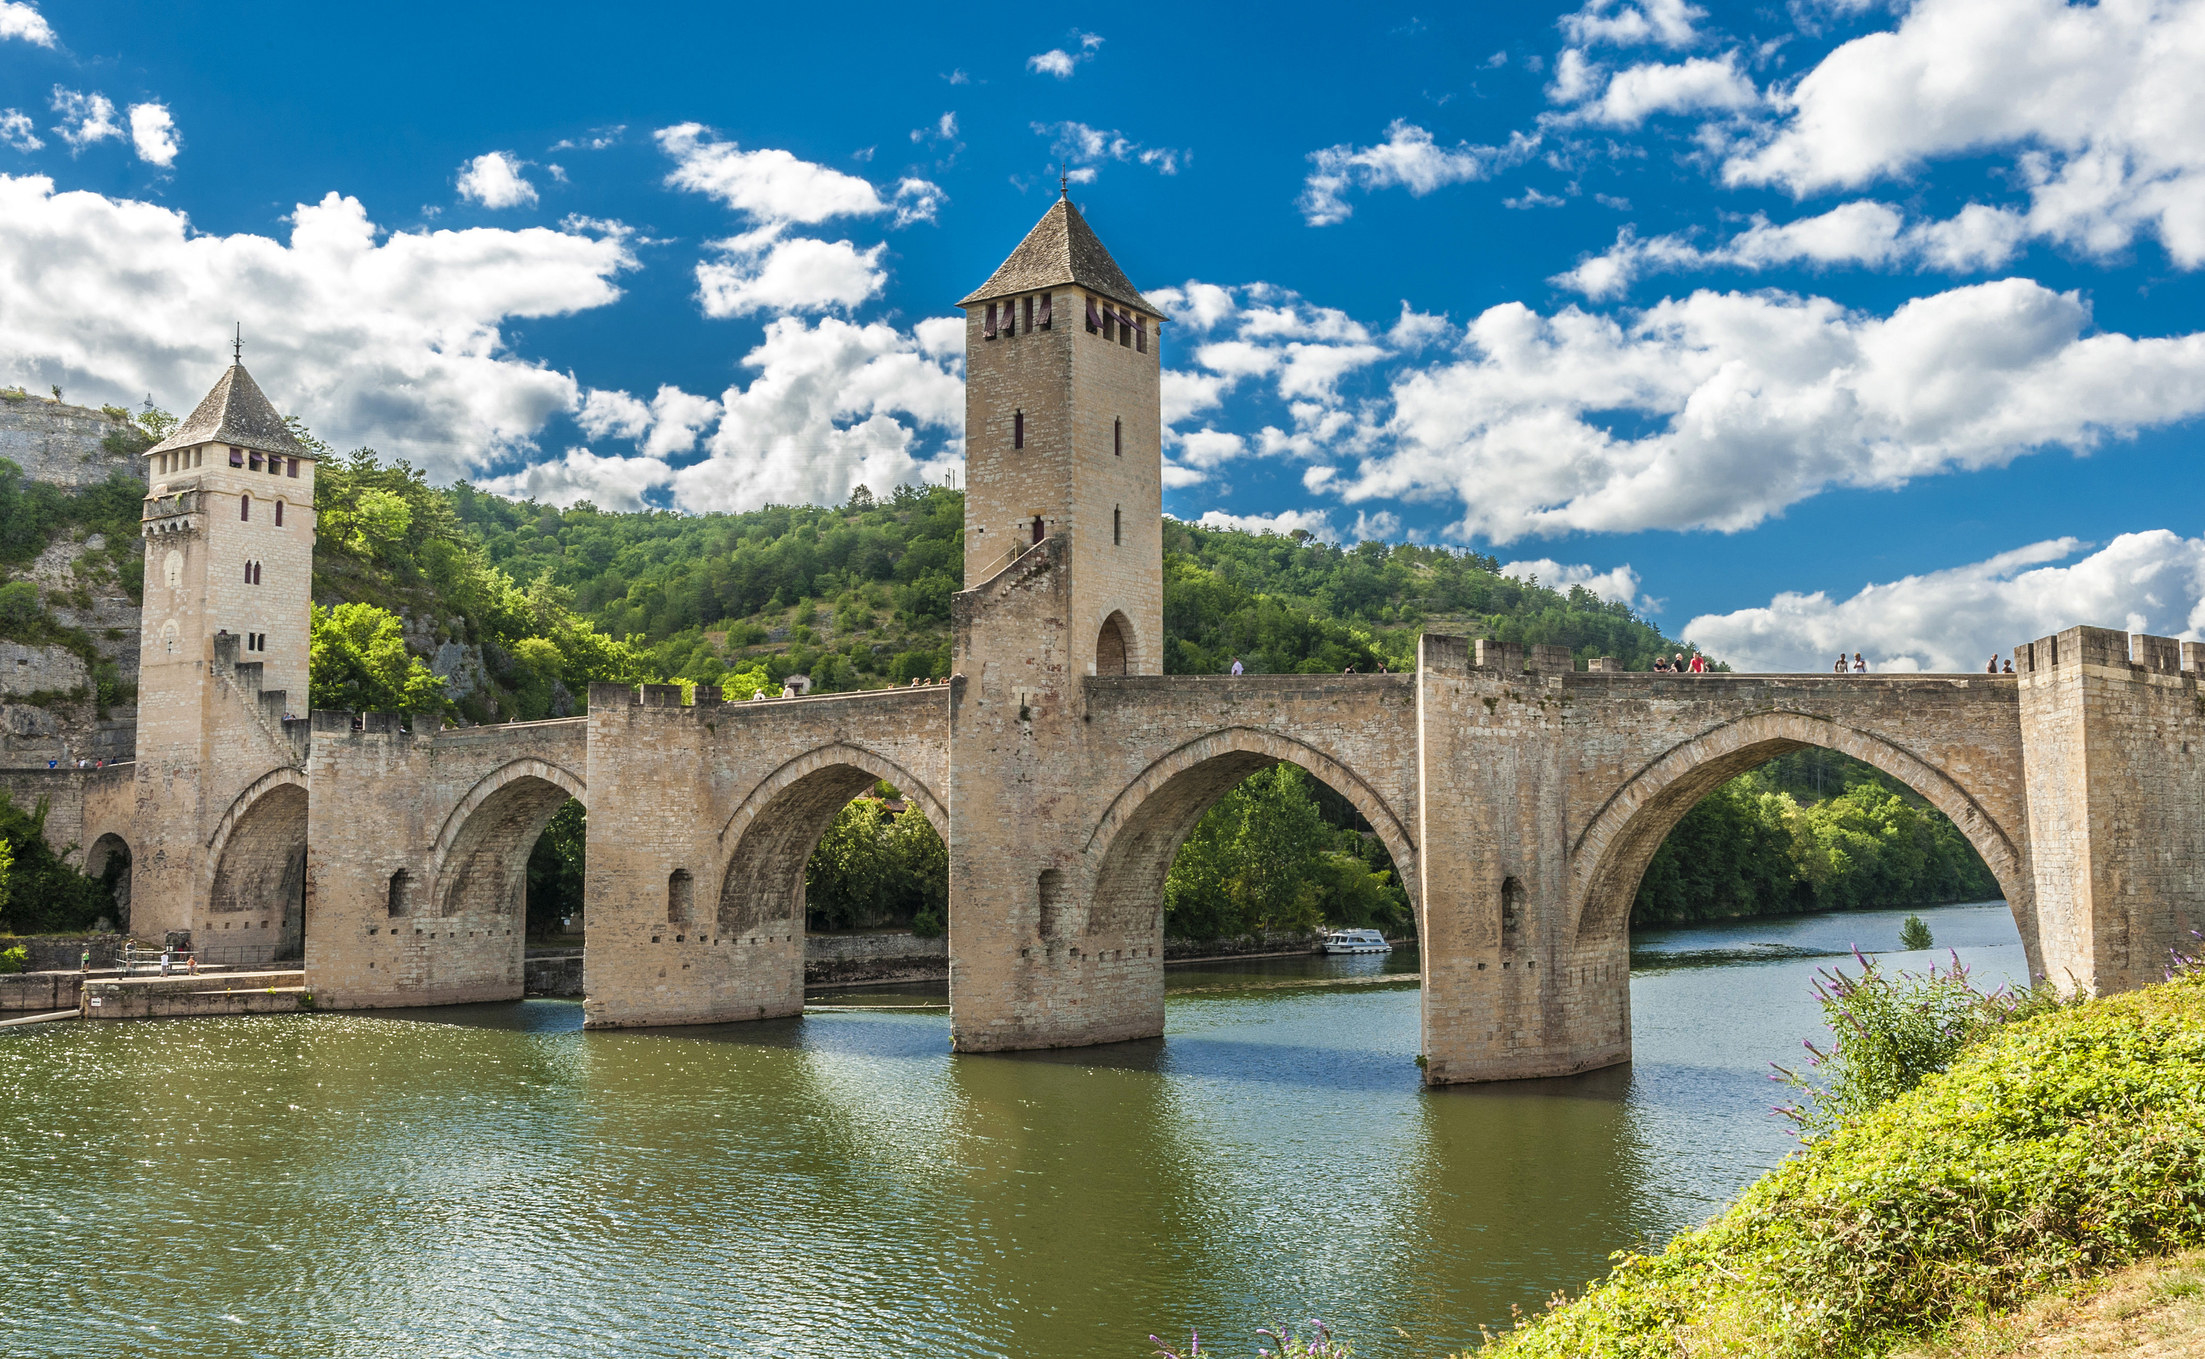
[[1485, 967, 2205, 1359]]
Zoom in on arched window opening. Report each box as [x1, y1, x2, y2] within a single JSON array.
[[1014, 409, 1025, 449], [240, 494, 250, 521], [667, 868, 694, 924], [275, 500, 285, 526], [1031, 515, 1045, 544], [387, 869, 411, 918], [243, 561, 252, 584], [1095, 612, 1129, 676], [1500, 876, 1525, 941]]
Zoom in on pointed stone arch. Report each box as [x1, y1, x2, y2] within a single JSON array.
[[714, 742, 948, 936], [1095, 610, 1132, 676], [428, 757, 587, 920], [1081, 725, 1418, 941], [1568, 709, 2033, 959]]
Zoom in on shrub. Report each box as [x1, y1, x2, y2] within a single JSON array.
[[1774, 951, 2067, 1140], [1481, 969, 2205, 1359], [1899, 915, 1933, 950], [0, 944, 24, 973]]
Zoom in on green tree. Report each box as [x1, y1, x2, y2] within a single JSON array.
[[1165, 764, 1333, 939], [524, 800, 586, 936], [0, 794, 110, 934], [308, 602, 449, 715]]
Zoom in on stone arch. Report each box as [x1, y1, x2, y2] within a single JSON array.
[[85, 831, 131, 929], [1570, 710, 2030, 946], [1096, 610, 1132, 676], [714, 743, 947, 937], [430, 758, 587, 920], [1081, 726, 1419, 941], [205, 770, 308, 951]]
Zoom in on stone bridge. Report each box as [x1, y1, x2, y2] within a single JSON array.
[[70, 204, 2205, 1084]]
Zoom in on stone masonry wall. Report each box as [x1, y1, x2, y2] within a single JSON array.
[[303, 714, 585, 1009], [581, 681, 949, 1028]]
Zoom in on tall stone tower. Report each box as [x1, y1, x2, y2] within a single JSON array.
[[948, 196, 1172, 1051], [957, 194, 1164, 676], [133, 364, 318, 945]]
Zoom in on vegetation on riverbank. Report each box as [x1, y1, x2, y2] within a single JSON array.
[[1477, 964, 2205, 1359], [0, 793, 109, 935]]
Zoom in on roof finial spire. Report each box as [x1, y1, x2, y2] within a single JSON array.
[[232, 323, 242, 365], [1059, 161, 1068, 199]]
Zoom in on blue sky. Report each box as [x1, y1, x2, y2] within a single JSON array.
[[4, 0, 2205, 670]]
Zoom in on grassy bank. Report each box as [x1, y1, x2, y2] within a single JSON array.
[[1483, 968, 2205, 1359]]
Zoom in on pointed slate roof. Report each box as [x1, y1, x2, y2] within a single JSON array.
[[145, 364, 308, 459], [958, 198, 1158, 315]]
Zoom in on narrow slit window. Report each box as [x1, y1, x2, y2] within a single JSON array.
[[240, 494, 250, 522], [1114, 418, 1122, 457], [244, 561, 252, 584], [1114, 505, 1122, 545], [1013, 410, 1025, 450], [274, 500, 284, 527]]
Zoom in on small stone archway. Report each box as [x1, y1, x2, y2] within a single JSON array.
[[1080, 726, 1419, 942], [429, 758, 588, 921], [1095, 610, 1132, 676], [714, 742, 947, 937], [1568, 709, 2036, 967], [84, 832, 131, 930], [205, 769, 310, 957]]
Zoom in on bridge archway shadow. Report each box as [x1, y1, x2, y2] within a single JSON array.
[[85, 832, 131, 931], [207, 777, 307, 961], [1570, 713, 2031, 958], [436, 763, 587, 933]]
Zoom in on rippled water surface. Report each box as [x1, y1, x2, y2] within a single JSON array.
[[1, 901, 2025, 1358]]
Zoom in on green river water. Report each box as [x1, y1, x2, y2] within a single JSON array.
[[0, 901, 2026, 1358]]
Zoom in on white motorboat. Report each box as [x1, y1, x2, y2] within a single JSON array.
[[1320, 928, 1391, 955]]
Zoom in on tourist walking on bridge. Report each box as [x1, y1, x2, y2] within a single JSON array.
[[1853, 652, 1868, 673]]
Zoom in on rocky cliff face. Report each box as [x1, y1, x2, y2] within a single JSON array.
[[0, 398, 143, 768]]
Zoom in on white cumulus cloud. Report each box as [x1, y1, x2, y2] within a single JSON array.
[[668, 316, 964, 513], [693, 227, 886, 316], [1552, 201, 2031, 298], [1028, 31, 1103, 78], [0, 174, 634, 479], [1193, 508, 1338, 542], [657, 123, 942, 226], [477, 446, 674, 512], [1501, 558, 1648, 608], [1348, 278, 2205, 542], [49, 89, 119, 151], [0, 2, 53, 46], [1562, 0, 1706, 48], [1299, 120, 1531, 226], [457, 151, 538, 209], [1558, 54, 1761, 127], [1684, 532, 2205, 673], [127, 103, 178, 168], [1725, 0, 2205, 268], [0, 110, 40, 152]]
